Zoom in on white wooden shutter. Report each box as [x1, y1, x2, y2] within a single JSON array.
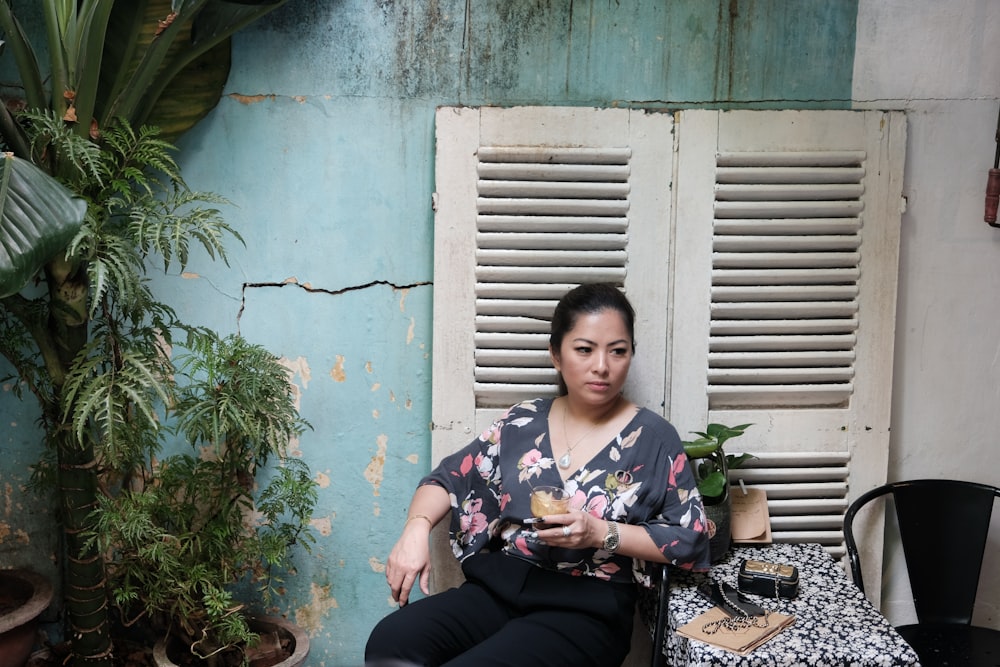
[[432, 107, 905, 597], [669, 110, 906, 575], [432, 106, 674, 463]]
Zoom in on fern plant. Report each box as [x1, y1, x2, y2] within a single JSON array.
[[0, 4, 301, 664], [1, 113, 316, 665], [88, 333, 316, 665]]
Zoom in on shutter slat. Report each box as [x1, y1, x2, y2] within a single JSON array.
[[477, 249, 627, 267], [715, 166, 865, 184], [765, 498, 849, 514], [476, 283, 580, 299], [711, 319, 858, 335], [715, 236, 860, 252], [478, 181, 630, 199], [475, 332, 550, 349], [476, 316, 552, 333], [713, 252, 861, 268], [476, 266, 626, 283], [478, 215, 628, 233], [715, 183, 864, 201], [716, 150, 866, 167], [711, 302, 858, 318], [710, 334, 857, 351], [715, 201, 864, 218], [478, 162, 630, 182], [707, 385, 852, 405], [475, 367, 559, 383], [475, 384, 559, 407], [708, 351, 856, 367], [476, 302, 559, 317], [478, 198, 630, 216], [478, 232, 627, 250], [714, 218, 861, 235], [708, 368, 854, 384], [712, 285, 859, 301], [475, 349, 554, 366], [713, 267, 860, 284], [478, 146, 631, 164]]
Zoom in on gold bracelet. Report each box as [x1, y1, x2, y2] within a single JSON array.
[[405, 514, 433, 528]]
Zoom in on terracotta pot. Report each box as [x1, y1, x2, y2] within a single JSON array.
[[0, 569, 54, 667], [152, 614, 309, 667]]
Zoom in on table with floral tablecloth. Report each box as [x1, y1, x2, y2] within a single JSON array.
[[652, 542, 920, 666]]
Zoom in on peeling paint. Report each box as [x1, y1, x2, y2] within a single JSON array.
[[311, 515, 332, 537], [364, 434, 387, 496], [372, 409, 380, 419], [0, 521, 10, 542], [229, 93, 276, 105], [398, 288, 409, 312], [331, 355, 346, 382], [365, 362, 373, 374], [315, 471, 331, 488], [181, 272, 199, 279], [293, 95, 306, 104], [295, 581, 339, 637], [405, 454, 419, 465], [371, 383, 381, 392], [368, 556, 385, 573], [406, 317, 415, 344], [373, 502, 381, 517], [280, 356, 311, 390]]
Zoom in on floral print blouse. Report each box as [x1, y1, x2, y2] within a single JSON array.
[[420, 398, 711, 587]]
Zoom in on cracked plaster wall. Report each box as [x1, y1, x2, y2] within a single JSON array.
[[2, 0, 1000, 664]]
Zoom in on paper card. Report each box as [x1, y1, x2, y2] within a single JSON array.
[[730, 486, 772, 543]]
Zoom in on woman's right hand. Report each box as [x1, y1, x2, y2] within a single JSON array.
[[386, 518, 433, 606]]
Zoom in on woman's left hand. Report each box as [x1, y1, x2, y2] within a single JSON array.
[[534, 510, 601, 549]]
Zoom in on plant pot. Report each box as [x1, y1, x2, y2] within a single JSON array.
[[152, 615, 309, 667], [0, 569, 54, 667], [704, 492, 732, 563]]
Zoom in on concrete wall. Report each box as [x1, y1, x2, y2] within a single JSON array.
[[854, 0, 1000, 630], [1, 1, 998, 664]]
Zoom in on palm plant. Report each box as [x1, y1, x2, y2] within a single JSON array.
[[0, 2, 295, 664]]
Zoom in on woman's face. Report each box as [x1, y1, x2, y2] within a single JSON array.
[[550, 308, 633, 408]]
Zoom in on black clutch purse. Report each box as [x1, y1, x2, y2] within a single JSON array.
[[737, 559, 799, 599]]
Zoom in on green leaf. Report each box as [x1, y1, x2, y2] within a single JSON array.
[[0, 153, 87, 298]]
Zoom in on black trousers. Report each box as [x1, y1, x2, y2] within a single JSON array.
[[365, 552, 637, 667]]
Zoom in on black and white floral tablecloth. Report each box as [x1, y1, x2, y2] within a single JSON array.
[[650, 542, 920, 666]]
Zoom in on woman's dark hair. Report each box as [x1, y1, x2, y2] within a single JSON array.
[[549, 283, 636, 353]]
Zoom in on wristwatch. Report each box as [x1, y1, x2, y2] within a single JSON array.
[[603, 520, 621, 553]]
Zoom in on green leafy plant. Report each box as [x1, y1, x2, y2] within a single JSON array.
[[88, 332, 316, 665], [0, 3, 296, 664], [682, 423, 754, 500]]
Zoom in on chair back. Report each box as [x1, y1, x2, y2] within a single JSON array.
[[844, 479, 999, 626]]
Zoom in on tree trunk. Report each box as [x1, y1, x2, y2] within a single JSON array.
[[46, 257, 114, 667]]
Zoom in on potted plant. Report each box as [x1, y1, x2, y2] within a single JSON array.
[[88, 332, 316, 666], [0, 3, 298, 664], [0, 569, 53, 667], [682, 423, 753, 562]]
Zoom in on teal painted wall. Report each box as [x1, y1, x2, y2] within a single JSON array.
[[0, 1, 858, 664]]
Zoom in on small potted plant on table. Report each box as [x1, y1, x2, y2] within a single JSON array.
[[682, 423, 753, 562]]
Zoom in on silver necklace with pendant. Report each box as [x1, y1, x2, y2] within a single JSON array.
[[558, 397, 619, 470]]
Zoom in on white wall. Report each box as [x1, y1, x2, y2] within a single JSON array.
[[854, 0, 1000, 629]]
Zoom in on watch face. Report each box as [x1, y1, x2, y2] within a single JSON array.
[[604, 523, 620, 551]]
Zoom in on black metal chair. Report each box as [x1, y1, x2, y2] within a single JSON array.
[[843, 478, 1000, 666], [643, 563, 671, 667]]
